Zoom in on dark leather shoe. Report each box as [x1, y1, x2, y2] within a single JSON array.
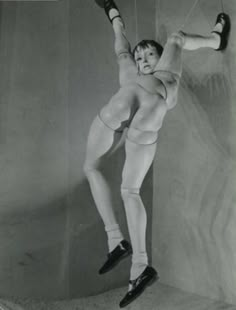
[[94, 0, 123, 24], [119, 266, 158, 308], [99, 240, 132, 274], [212, 13, 231, 51]]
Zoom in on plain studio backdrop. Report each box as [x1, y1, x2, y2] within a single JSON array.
[[0, 0, 235, 307]]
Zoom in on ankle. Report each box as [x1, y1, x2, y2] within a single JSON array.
[[211, 32, 221, 49], [108, 8, 119, 20], [130, 253, 148, 281], [105, 224, 124, 252], [104, 0, 124, 26], [130, 264, 147, 282]]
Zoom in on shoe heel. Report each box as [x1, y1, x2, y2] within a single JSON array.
[[147, 274, 159, 287]]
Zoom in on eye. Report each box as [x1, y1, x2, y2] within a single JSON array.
[[136, 57, 142, 61]]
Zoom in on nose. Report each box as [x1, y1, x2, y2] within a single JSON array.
[[142, 56, 148, 64]]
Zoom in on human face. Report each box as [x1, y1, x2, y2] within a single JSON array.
[[134, 46, 160, 75]]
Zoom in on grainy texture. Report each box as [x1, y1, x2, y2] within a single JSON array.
[[153, 0, 236, 305], [1, 283, 236, 310], [0, 0, 154, 299]]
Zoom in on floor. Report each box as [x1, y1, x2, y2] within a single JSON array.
[[1, 283, 236, 310]]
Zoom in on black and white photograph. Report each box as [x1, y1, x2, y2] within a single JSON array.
[[0, 0, 235, 309]]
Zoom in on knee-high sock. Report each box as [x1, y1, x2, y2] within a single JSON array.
[[105, 224, 124, 252], [84, 116, 125, 253], [86, 169, 123, 252], [121, 189, 148, 280], [181, 20, 223, 51]]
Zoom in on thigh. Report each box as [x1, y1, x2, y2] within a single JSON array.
[[155, 32, 184, 77], [127, 93, 167, 144], [84, 115, 123, 169], [100, 86, 139, 131], [121, 138, 157, 189], [118, 53, 138, 86], [154, 71, 180, 109]]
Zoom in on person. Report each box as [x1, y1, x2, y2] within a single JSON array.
[[83, 0, 230, 307]]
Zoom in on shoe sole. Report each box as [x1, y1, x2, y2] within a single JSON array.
[[119, 273, 159, 308]]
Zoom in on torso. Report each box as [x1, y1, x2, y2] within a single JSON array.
[[100, 74, 168, 133]]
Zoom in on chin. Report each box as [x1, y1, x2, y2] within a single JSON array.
[[141, 66, 155, 75], [141, 70, 154, 75]]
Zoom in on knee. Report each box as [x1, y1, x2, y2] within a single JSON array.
[[83, 161, 99, 178], [114, 36, 131, 57], [83, 162, 91, 178], [168, 31, 185, 47], [121, 187, 140, 201], [116, 49, 132, 59]]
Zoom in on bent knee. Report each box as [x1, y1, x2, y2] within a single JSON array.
[[168, 31, 185, 47], [117, 50, 132, 60], [121, 187, 140, 200], [83, 163, 92, 177], [83, 161, 100, 177]]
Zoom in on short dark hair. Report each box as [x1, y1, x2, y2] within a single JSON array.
[[133, 40, 163, 58]]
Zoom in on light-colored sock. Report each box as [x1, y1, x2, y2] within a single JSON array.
[[121, 189, 149, 288], [213, 18, 224, 33], [211, 18, 225, 49], [109, 8, 120, 20], [109, 8, 124, 30], [105, 224, 124, 252], [129, 252, 148, 291]]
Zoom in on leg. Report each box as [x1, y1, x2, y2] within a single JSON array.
[[121, 138, 157, 281], [181, 13, 230, 51], [97, 0, 138, 85], [181, 32, 220, 50], [119, 138, 158, 307], [156, 13, 230, 79], [84, 115, 124, 252], [111, 6, 138, 85], [155, 31, 185, 78], [154, 32, 185, 109], [154, 13, 230, 109]]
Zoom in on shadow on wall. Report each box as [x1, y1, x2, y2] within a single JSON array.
[[153, 18, 236, 303], [158, 24, 232, 157], [0, 143, 153, 300], [0, 195, 69, 300], [182, 69, 232, 156], [158, 23, 233, 154]]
